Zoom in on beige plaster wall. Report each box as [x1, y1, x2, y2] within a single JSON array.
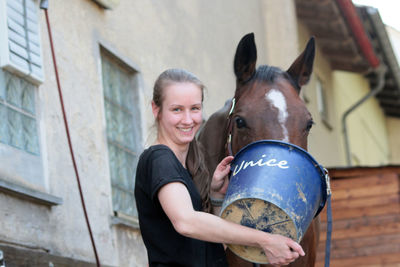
[[332, 71, 389, 166], [297, 22, 343, 167], [386, 117, 400, 164], [261, 0, 300, 67]]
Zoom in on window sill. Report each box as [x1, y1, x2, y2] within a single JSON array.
[[110, 212, 139, 229], [0, 178, 62, 207]]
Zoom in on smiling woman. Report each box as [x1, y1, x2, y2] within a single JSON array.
[[134, 69, 230, 266]]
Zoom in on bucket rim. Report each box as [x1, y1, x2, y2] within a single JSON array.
[[231, 139, 327, 216]]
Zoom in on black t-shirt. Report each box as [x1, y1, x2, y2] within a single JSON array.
[[134, 145, 228, 267]]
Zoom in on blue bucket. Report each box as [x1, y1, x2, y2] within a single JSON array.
[[220, 140, 327, 264]]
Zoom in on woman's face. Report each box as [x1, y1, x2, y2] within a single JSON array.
[[153, 82, 203, 148]]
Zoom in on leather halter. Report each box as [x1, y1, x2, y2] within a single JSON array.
[[225, 98, 236, 156], [225, 74, 255, 157]]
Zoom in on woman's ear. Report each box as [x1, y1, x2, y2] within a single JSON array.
[[151, 101, 160, 120]]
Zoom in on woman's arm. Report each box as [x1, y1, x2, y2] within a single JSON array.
[[158, 182, 304, 266]]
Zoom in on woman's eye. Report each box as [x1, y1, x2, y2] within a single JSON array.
[[235, 117, 247, 129], [172, 108, 181, 112]]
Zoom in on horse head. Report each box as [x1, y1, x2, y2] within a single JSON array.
[[229, 32, 315, 153]]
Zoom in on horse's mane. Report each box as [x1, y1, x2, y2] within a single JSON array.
[[252, 65, 298, 90]]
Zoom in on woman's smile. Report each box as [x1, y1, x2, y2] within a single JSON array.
[[179, 127, 194, 132]]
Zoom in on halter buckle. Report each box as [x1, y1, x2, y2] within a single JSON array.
[[324, 168, 332, 196]]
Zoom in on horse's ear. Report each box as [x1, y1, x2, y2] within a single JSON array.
[[286, 37, 315, 92], [234, 33, 257, 84]]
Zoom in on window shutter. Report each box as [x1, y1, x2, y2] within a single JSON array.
[[0, 0, 44, 84]]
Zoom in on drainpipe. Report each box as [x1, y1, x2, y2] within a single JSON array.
[[342, 65, 386, 166]]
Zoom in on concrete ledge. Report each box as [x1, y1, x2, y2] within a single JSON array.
[[110, 213, 139, 229], [0, 179, 62, 207], [0, 244, 113, 267]]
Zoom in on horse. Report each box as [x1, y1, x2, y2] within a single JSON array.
[[198, 33, 318, 267]]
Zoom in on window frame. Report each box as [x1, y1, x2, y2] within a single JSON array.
[[0, 2, 60, 206], [98, 41, 145, 227], [316, 76, 333, 130], [0, 69, 61, 207]]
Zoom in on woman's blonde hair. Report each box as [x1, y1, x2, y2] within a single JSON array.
[[152, 69, 211, 212]]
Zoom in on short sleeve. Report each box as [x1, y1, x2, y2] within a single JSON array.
[[147, 148, 188, 200]]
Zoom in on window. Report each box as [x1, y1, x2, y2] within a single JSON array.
[[316, 77, 331, 128], [0, 1, 58, 205], [0, 68, 47, 190], [0, 69, 39, 154], [101, 51, 142, 219], [0, 0, 44, 84]]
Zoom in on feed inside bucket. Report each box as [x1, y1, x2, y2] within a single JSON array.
[[220, 140, 327, 264], [221, 198, 297, 263]]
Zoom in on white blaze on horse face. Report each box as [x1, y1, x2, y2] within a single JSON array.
[[265, 89, 289, 142]]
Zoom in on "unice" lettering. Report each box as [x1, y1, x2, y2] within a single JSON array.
[[232, 154, 289, 176]]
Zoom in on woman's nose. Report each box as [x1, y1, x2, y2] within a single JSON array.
[[181, 110, 193, 124]]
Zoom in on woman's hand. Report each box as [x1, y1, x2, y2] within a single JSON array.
[[210, 156, 234, 197], [260, 233, 305, 266]]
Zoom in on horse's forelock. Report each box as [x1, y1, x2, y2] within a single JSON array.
[[252, 65, 299, 91], [254, 65, 282, 83]]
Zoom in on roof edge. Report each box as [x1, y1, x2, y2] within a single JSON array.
[[363, 6, 400, 92], [335, 0, 380, 68], [328, 165, 400, 178]]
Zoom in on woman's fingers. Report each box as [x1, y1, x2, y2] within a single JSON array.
[[288, 240, 305, 256], [219, 175, 229, 194], [274, 251, 298, 267], [211, 156, 234, 193], [219, 155, 234, 168], [290, 251, 299, 262], [215, 156, 234, 179], [264, 235, 304, 266]]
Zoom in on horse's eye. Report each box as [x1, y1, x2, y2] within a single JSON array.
[[306, 120, 315, 131], [235, 117, 247, 129]]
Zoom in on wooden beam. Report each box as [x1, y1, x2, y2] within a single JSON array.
[[328, 166, 400, 177]]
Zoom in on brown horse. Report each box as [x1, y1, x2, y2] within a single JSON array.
[[198, 33, 319, 267]]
